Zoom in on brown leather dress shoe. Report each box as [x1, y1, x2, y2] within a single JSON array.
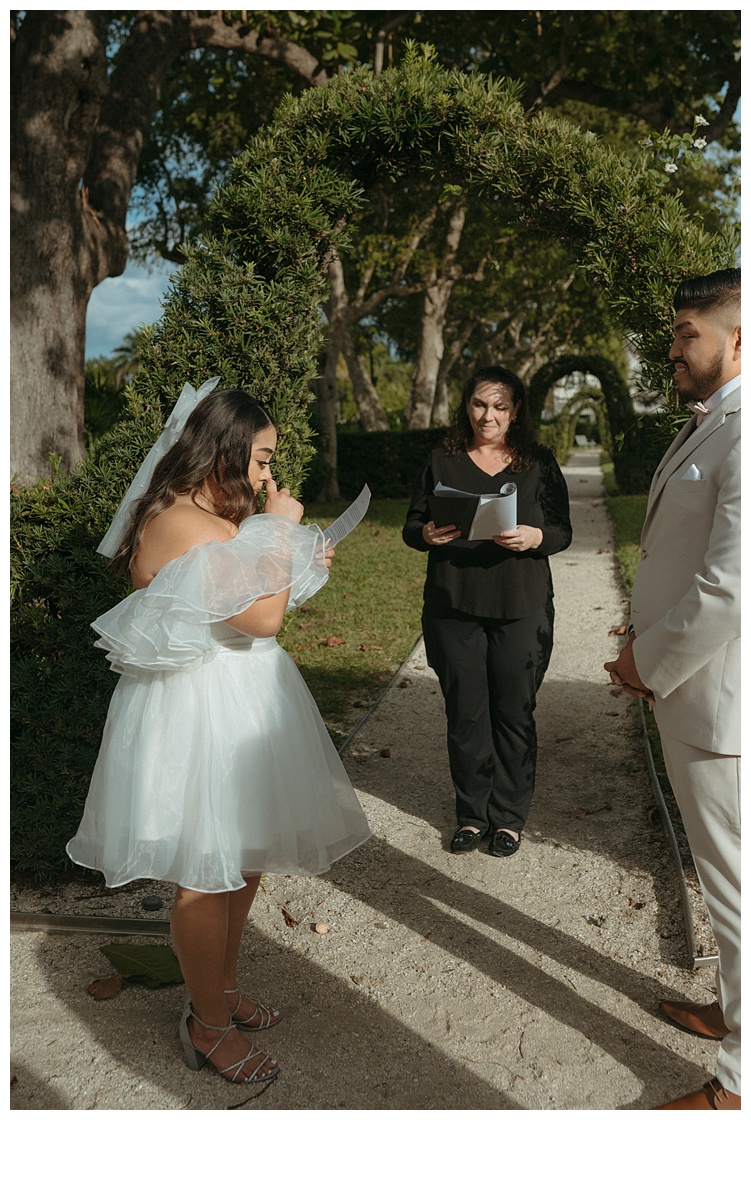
[[653, 1078, 741, 1110], [658, 999, 729, 1041]]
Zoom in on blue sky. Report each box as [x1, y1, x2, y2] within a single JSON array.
[[85, 258, 177, 360]]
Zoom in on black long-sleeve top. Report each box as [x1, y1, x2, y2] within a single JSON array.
[[402, 446, 572, 620]]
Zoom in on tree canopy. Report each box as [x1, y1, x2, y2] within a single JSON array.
[[11, 10, 740, 482]]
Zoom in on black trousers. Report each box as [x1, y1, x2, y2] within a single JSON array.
[[422, 601, 554, 834]]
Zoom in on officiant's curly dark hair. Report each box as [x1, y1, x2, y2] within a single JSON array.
[[444, 366, 537, 471]]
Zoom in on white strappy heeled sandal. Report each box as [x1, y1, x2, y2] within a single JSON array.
[[224, 987, 282, 1031], [180, 1001, 280, 1084]]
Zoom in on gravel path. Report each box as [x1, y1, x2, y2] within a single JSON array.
[[10, 450, 722, 1111]]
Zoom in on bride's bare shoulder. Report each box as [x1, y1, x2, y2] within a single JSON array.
[[132, 500, 234, 586]]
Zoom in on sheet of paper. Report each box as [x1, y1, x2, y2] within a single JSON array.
[[468, 483, 517, 539], [434, 482, 478, 498], [323, 484, 371, 545]]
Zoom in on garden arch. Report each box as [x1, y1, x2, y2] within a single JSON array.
[[11, 51, 737, 876], [528, 354, 633, 436]]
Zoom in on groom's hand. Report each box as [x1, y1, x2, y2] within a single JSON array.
[[604, 633, 654, 700]]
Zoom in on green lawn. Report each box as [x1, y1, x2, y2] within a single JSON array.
[[600, 459, 647, 593], [278, 498, 426, 744]]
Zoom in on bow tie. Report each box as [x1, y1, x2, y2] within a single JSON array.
[[686, 401, 710, 425]]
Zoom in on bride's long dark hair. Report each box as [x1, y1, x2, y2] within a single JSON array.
[[112, 389, 275, 576]]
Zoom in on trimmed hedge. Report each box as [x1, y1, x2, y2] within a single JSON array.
[[612, 411, 685, 493], [307, 428, 447, 501]]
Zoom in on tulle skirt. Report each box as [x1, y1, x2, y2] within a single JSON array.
[[67, 632, 371, 892]]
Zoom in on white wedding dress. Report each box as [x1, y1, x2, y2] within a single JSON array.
[[66, 514, 371, 892]]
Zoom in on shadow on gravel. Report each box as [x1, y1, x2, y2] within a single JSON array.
[[19, 927, 523, 1110], [327, 837, 704, 1107], [346, 667, 686, 972]]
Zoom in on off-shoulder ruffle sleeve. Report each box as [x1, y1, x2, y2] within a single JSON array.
[[92, 514, 328, 674]]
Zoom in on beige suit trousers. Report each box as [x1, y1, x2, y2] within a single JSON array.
[[658, 726, 741, 1093]]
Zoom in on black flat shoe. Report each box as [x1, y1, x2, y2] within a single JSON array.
[[450, 827, 484, 854], [490, 830, 522, 857]]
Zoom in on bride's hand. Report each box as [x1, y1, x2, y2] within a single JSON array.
[[263, 478, 304, 524]]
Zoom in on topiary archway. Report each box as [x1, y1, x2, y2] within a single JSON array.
[[11, 50, 738, 878], [565, 391, 612, 453], [538, 386, 612, 461], [529, 353, 633, 433]]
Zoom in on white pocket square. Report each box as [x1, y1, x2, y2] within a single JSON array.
[[680, 463, 702, 480]]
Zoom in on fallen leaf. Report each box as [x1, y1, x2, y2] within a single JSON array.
[[374, 922, 387, 929], [609, 625, 628, 636], [87, 973, 128, 1000], [322, 636, 345, 646], [351, 975, 364, 985], [597, 548, 608, 554], [99, 944, 183, 988], [358, 644, 382, 652], [628, 898, 645, 910], [568, 803, 612, 819], [281, 906, 298, 927], [379, 747, 391, 758]]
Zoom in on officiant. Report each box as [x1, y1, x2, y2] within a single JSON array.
[[402, 366, 571, 858]]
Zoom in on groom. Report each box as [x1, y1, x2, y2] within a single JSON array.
[[605, 268, 741, 1110]]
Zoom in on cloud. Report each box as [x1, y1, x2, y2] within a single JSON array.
[[85, 260, 176, 360]]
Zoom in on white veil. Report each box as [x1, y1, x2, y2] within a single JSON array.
[[97, 377, 220, 558]]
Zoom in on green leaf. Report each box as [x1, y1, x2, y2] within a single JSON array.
[[438, 182, 463, 204], [99, 944, 184, 988]]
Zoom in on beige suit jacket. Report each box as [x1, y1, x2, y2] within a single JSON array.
[[630, 384, 741, 755]]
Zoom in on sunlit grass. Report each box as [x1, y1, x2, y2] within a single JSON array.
[[601, 458, 647, 593]]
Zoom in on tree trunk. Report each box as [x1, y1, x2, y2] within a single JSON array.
[[403, 203, 466, 430], [341, 329, 389, 431], [404, 277, 460, 428], [313, 336, 342, 503], [10, 11, 329, 484], [10, 12, 111, 482], [313, 256, 351, 501], [432, 319, 477, 424]]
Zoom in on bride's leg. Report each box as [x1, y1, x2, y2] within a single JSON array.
[[223, 875, 281, 1029], [223, 874, 261, 991], [171, 884, 277, 1079]]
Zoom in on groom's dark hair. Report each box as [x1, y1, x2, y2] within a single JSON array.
[[674, 268, 740, 326]]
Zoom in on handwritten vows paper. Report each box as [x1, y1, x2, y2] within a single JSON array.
[[323, 485, 372, 546]]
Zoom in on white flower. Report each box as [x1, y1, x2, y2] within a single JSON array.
[[664, 161, 678, 173], [694, 114, 710, 127], [693, 137, 707, 149]]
